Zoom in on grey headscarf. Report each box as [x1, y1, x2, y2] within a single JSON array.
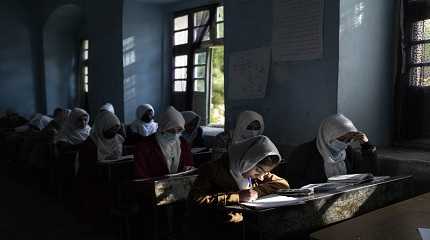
[[232, 111, 265, 144], [90, 111, 124, 161], [55, 108, 91, 145], [228, 135, 281, 190], [316, 114, 358, 178]]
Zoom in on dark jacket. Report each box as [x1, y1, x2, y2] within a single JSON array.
[[286, 139, 377, 188], [188, 155, 289, 223]]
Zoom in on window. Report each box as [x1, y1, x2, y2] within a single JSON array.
[[81, 39, 89, 93], [409, 19, 430, 86], [172, 4, 225, 125]]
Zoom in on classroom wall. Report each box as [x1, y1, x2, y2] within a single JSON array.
[[338, 0, 397, 145], [43, 4, 83, 115], [122, 0, 165, 123], [0, 0, 38, 118], [224, 0, 340, 147]]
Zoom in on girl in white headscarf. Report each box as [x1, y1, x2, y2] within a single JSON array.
[[134, 106, 193, 178], [130, 104, 158, 137], [189, 135, 289, 225], [55, 108, 91, 145], [99, 103, 115, 114], [286, 114, 377, 188], [90, 111, 124, 161], [212, 110, 265, 160], [181, 111, 204, 147]]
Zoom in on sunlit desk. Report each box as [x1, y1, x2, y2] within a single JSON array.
[[233, 176, 413, 240], [311, 192, 430, 240]]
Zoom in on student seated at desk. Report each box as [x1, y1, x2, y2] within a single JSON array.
[[286, 114, 377, 188], [55, 108, 91, 150], [181, 111, 204, 147], [188, 135, 289, 223], [134, 106, 193, 178], [130, 104, 158, 137], [40, 108, 68, 139], [212, 110, 264, 160]]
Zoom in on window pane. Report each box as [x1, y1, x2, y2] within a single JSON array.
[[175, 55, 188, 67], [175, 67, 187, 79], [217, 6, 224, 22], [84, 66, 88, 75], [84, 83, 88, 93], [174, 81, 187, 92], [194, 10, 210, 27], [194, 52, 207, 65], [174, 30, 188, 45], [412, 19, 430, 41], [194, 79, 205, 92], [83, 50, 88, 60], [174, 15, 188, 31], [410, 66, 430, 86], [217, 23, 224, 39], [194, 66, 206, 78], [83, 40, 89, 50], [411, 44, 430, 64], [193, 27, 210, 42]]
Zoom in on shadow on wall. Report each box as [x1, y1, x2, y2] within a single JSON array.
[[43, 4, 84, 114]]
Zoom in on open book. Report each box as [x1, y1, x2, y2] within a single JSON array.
[[328, 173, 374, 184], [239, 194, 305, 209]]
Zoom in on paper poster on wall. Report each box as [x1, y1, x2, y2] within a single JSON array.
[[229, 47, 271, 100], [272, 0, 324, 62]]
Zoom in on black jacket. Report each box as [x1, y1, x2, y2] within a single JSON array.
[[286, 139, 377, 188]]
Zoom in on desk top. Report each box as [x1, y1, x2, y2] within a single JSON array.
[[311, 192, 430, 240], [230, 175, 412, 213]]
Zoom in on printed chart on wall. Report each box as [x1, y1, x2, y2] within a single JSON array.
[[272, 0, 324, 62], [229, 47, 271, 100]]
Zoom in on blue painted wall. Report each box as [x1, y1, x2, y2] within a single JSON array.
[[122, 0, 165, 123], [224, 0, 340, 146], [0, 0, 37, 118], [338, 0, 396, 145], [43, 4, 83, 115]]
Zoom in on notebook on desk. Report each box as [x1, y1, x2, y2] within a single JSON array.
[[239, 194, 305, 209], [164, 167, 198, 178], [328, 173, 374, 184]]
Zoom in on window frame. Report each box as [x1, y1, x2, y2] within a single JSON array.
[[171, 4, 224, 96]]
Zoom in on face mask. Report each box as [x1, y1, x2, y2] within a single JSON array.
[[161, 132, 180, 142], [241, 130, 260, 140], [329, 140, 349, 152], [142, 115, 152, 123]]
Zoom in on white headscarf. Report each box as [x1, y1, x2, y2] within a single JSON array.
[[100, 103, 115, 114], [229, 135, 281, 190], [56, 108, 91, 145], [90, 111, 124, 161], [29, 113, 53, 130], [232, 111, 265, 144], [156, 106, 185, 173], [316, 113, 358, 178], [181, 111, 201, 144], [130, 104, 158, 137]]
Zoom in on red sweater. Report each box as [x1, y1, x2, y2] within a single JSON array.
[[134, 134, 193, 178]]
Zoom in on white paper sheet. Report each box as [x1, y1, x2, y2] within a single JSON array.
[[229, 47, 271, 100], [272, 0, 324, 62], [240, 194, 304, 209], [418, 228, 430, 240]]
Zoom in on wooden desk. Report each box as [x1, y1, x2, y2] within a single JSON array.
[[236, 176, 413, 240], [133, 174, 198, 240], [311, 192, 430, 240]]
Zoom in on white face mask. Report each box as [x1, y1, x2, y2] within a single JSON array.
[[329, 139, 349, 152], [161, 132, 180, 142]]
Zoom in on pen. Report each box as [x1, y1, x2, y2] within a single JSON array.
[[248, 177, 253, 189]]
